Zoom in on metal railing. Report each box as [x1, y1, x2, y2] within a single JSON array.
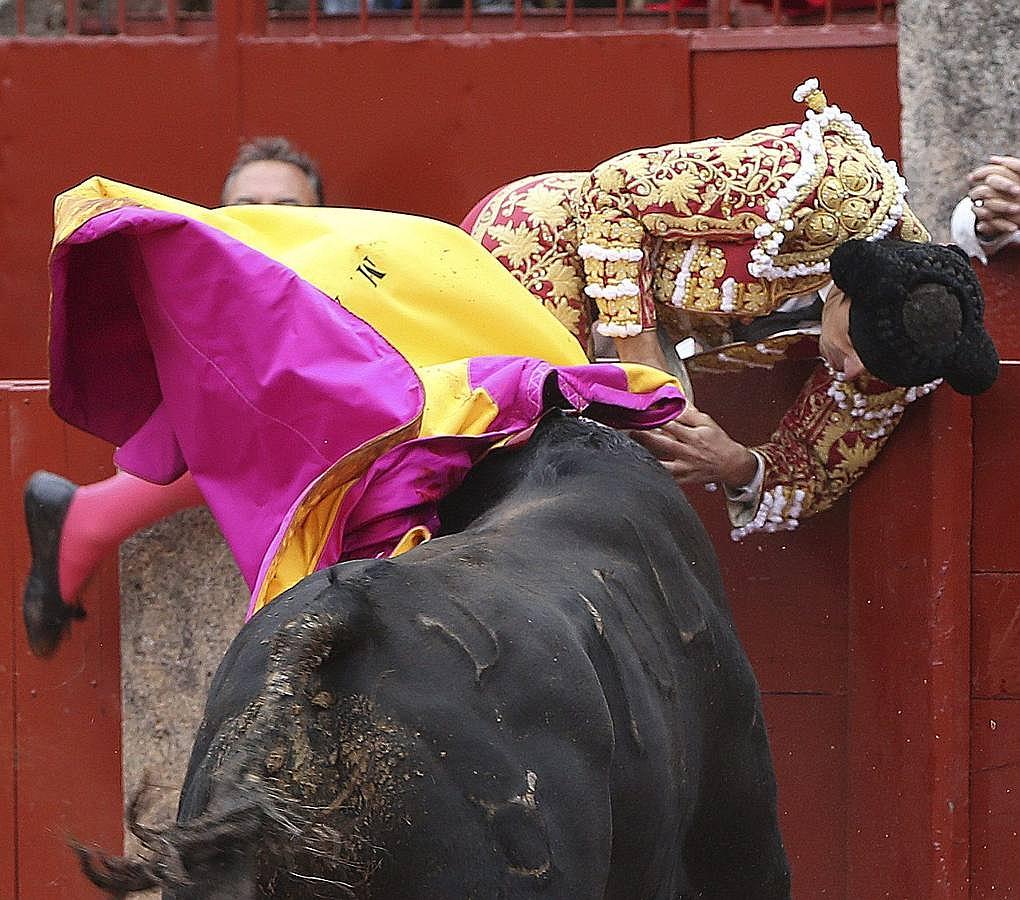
[[1, 0, 894, 37]]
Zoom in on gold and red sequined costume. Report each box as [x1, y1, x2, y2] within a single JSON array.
[[464, 79, 937, 539]]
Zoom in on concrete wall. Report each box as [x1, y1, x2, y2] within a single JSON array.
[[898, 0, 1020, 240], [120, 512, 245, 842]]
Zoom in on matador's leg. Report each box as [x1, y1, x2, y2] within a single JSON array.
[[23, 469, 204, 656]]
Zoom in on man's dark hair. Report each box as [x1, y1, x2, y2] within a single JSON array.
[[221, 136, 325, 205]]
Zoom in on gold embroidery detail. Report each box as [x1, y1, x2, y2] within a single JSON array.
[[486, 222, 543, 267], [586, 131, 800, 237], [896, 205, 931, 243], [469, 172, 592, 344], [771, 128, 902, 269], [597, 296, 641, 325], [582, 211, 644, 247], [838, 157, 875, 194], [520, 185, 572, 230], [839, 196, 873, 233], [817, 176, 847, 212], [752, 369, 915, 525], [470, 131, 928, 346], [643, 212, 764, 236], [545, 296, 582, 333], [802, 209, 840, 244], [686, 246, 728, 311]]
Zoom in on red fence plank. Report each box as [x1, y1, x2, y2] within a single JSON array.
[[973, 573, 1020, 699], [973, 346, 1020, 574], [687, 362, 848, 696], [237, 32, 694, 227], [686, 362, 849, 898], [764, 693, 848, 898], [846, 387, 972, 898], [3, 383, 121, 899], [691, 44, 901, 160], [978, 249, 1020, 363], [0, 386, 20, 900], [971, 699, 1020, 897], [969, 251, 1020, 897], [0, 40, 234, 380]]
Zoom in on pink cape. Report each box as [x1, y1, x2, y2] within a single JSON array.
[[49, 205, 686, 612]]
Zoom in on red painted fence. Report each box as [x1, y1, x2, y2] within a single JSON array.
[[5, 0, 895, 39], [6, 10, 1014, 900], [0, 22, 900, 379], [5, 259, 1016, 898], [0, 384, 121, 900], [968, 251, 1020, 897]]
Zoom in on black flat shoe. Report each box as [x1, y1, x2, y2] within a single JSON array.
[[23, 471, 85, 657]]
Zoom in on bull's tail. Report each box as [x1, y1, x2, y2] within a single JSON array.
[[73, 782, 263, 897]]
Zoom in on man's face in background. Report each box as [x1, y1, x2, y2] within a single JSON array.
[[221, 160, 318, 207]]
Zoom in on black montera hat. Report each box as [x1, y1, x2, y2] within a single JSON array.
[[829, 239, 999, 396]]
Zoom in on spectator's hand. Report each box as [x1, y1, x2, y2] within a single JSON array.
[[630, 405, 757, 489], [967, 155, 1020, 240]]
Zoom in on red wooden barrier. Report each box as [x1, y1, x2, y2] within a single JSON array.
[[969, 248, 1020, 897], [0, 383, 122, 900], [684, 359, 852, 895], [3, 275, 1014, 899], [847, 387, 972, 897], [0, 20, 926, 899], [1, 391, 17, 900], [0, 35, 898, 379]]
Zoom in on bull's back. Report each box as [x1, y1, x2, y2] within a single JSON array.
[[393, 469, 752, 897], [177, 551, 619, 897], [419, 441, 784, 897], [176, 419, 786, 898]]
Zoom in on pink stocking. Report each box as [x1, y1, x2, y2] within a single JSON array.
[[58, 470, 204, 599]]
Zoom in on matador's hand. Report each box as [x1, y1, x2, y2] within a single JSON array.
[[630, 405, 758, 489]]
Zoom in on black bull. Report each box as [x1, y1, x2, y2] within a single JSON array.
[[80, 413, 790, 898]]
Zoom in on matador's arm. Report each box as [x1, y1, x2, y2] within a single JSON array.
[[573, 158, 662, 338], [573, 136, 821, 340], [728, 364, 939, 540]]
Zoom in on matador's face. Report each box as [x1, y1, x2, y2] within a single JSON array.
[[819, 285, 866, 379]]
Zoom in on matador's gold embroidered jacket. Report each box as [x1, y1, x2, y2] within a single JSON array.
[[463, 81, 938, 539]]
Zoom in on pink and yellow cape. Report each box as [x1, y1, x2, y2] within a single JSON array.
[[49, 178, 686, 616]]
